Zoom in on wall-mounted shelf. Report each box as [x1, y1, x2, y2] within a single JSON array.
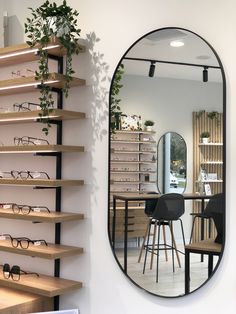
[[113, 130, 155, 135], [110, 160, 155, 164], [111, 170, 156, 174], [0, 266, 82, 297], [0, 40, 85, 68], [198, 142, 223, 146], [0, 239, 83, 259], [111, 180, 156, 184], [0, 178, 84, 187], [111, 149, 156, 154], [200, 161, 223, 165], [0, 286, 53, 313], [0, 109, 85, 124], [0, 39, 85, 310], [111, 140, 156, 144], [0, 73, 85, 96], [0, 145, 84, 154], [0, 208, 84, 223]]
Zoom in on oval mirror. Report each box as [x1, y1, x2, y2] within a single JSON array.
[[108, 27, 225, 298], [157, 132, 187, 194]]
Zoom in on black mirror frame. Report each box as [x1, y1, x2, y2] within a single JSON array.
[[107, 26, 226, 298]]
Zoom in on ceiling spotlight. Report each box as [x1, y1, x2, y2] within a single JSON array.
[[203, 66, 208, 82], [170, 40, 184, 47], [148, 62, 156, 77]]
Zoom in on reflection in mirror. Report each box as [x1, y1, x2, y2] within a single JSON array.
[[157, 132, 187, 194], [108, 28, 225, 298]]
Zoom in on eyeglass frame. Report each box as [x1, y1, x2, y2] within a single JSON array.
[[2, 263, 39, 281], [0, 233, 48, 249], [13, 102, 41, 112], [0, 203, 51, 214], [0, 170, 50, 180], [14, 136, 49, 146]]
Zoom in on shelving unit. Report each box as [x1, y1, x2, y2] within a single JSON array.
[[0, 41, 86, 310], [192, 111, 223, 242], [110, 130, 157, 239]]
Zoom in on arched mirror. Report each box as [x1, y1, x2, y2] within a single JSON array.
[[157, 132, 187, 194], [108, 27, 225, 298]]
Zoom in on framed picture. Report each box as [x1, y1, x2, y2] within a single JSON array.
[[204, 183, 212, 195], [121, 114, 142, 131]]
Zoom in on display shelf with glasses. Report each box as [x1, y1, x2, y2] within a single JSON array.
[[192, 111, 223, 242], [0, 41, 86, 310], [110, 130, 157, 239], [0, 265, 82, 298]]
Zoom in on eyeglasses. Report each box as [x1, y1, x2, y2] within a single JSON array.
[[2, 263, 39, 281], [0, 170, 50, 180], [0, 234, 48, 249], [13, 102, 41, 112], [14, 136, 49, 146], [0, 203, 50, 214]]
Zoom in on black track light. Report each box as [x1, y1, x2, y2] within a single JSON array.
[[203, 66, 208, 82], [148, 62, 156, 77]]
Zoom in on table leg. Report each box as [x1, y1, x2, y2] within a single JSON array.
[[208, 254, 213, 277], [201, 199, 205, 262], [185, 249, 190, 294], [112, 197, 116, 250], [124, 200, 128, 274]]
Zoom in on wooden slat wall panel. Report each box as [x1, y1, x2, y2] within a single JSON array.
[[192, 111, 223, 242]]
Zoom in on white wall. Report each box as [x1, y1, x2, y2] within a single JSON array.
[[1, 0, 236, 314]]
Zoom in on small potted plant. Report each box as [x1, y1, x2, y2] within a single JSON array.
[[24, 0, 82, 134], [200, 131, 210, 144], [144, 120, 155, 132]]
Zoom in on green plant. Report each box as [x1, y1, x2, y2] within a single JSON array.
[[24, 0, 81, 134], [110, 63, 124, 132], [207, 111, 220, 123], [144, 120, 155, 127], [200, 131, 210, 138]]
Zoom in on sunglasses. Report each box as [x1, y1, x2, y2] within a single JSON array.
[[2, 263, 39, 281], [0, 234, 48, 249], [14, 136, 49, 146], [0, 203, 50, 215]]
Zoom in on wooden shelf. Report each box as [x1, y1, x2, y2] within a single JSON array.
[[0, 178, 84, 187], [0, 208, 84, 223], [0, 109, 85, 124], [110, 160, 155, 164], [199, 142, 223, 146], [200, 161, 223, 165], [0, 266, 82, 297], [111, 150, 156, 154], [111, 140, 155, 144], [0, 73, 85, 96], [0, 239, 83, 259], [0, 286, 53, 313], [0, 145, 84, 154], [0, 39, 85, 67], [111, 170, 156, 174], [113, 130, 155, 135], [111, 180, 156, 184]]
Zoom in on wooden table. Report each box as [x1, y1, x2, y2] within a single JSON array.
[[112, 192, 212, 274]]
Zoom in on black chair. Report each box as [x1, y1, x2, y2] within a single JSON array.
[[143, 193, 185, 282], [189, 193, 224, 244]]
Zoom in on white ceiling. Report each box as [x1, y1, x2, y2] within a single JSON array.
[[123, 29, 222, 82]]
